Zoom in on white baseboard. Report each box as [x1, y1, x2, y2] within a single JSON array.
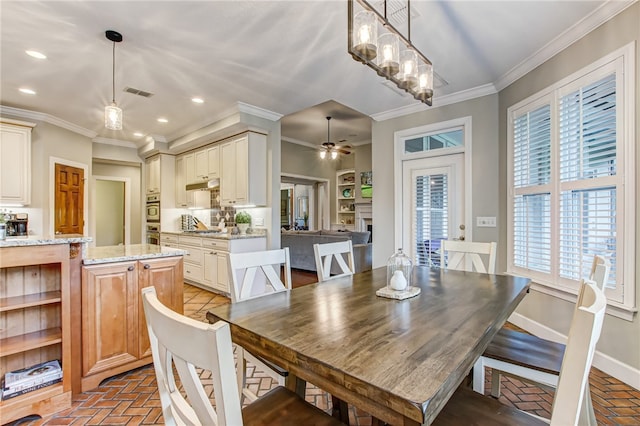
[[508, 312, 640, 390]]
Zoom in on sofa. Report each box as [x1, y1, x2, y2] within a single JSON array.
[[281, 230, 372, 274]]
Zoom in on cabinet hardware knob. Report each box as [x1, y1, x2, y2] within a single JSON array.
[[127, 265, 134, 271], [144, 264, 150, 269]]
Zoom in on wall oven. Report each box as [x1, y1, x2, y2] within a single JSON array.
[[146, 193, 160, 222], [146, 223, 160, 245]]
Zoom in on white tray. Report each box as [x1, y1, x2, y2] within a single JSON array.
[[376, 286, 421, 300]]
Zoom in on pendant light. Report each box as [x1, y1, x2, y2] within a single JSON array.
[[104, 30, 123, 130]]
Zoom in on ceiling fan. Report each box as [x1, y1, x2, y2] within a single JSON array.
[[320, 116, 351, 159]]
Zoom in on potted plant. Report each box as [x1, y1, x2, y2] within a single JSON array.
[[235, 211, 251, 235]]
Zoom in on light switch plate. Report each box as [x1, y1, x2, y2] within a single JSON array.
[[477, 216, 496, 227]]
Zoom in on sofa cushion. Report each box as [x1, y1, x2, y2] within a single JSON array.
[[350, 231, 371, 245]]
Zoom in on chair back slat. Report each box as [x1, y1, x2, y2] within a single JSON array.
[[141, 286, 243, 426], [314, 240, 355, 282], [229, 248, 291, 303], [441, 240, 497, 274], [551, 278, 607, 426], [589, 255, 611, 290]]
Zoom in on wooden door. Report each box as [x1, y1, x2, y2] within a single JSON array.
[[81, 262, 139, 377], [55, 163, 84, 235], [138, 257, 183, 358]]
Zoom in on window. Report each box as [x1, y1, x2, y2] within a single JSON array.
[[404, 129, 463, 153], [507, 44, 635, 317]]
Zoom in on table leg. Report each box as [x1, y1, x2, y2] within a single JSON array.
[[331, 395, 350, 424], [285, 373, 307, 398]]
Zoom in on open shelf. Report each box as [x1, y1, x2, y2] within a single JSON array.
[[0, 291, 62, 312], [0, 328, 62, 357]]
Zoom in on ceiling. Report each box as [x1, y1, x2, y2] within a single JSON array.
[[0, 1, 628, 150]]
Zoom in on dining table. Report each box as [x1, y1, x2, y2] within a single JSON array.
[[206, 266, 530, 425]]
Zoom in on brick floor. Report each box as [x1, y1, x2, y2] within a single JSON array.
[[6, 279, 639, 425]]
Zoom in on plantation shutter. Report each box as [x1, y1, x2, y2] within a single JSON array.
[[415, 173, 448, 267]]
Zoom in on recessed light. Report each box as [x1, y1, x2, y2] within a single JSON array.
[[133, 132, 144, 137], [157, 118, 168, 123], [19, 88, 36, 95], [25, 50, 46, 59], [191, 97, 204, 104]]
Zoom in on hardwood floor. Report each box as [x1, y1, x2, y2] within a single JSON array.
[[6, 271, 640, 425]]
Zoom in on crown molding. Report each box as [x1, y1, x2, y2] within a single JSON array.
[[0, 105, 97, 138], [495, 0, 636, 91], [282, 136, 317, 149], [370, 83, 497, 121], [92, 137, 138, 149], [237, 101, 283, 121]]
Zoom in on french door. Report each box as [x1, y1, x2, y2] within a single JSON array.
[[402, 154, 465, 266]]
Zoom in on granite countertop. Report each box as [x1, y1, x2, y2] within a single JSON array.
[[83, 244, 187, 265], [162, 230, 267, 240], [0, 234, 93, 247]]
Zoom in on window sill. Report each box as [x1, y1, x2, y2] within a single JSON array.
[[528, 281, 637, 321]]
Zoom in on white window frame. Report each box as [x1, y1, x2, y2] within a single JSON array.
[[507, 42, 636, 320]]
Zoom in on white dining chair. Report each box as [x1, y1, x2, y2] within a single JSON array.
[[472, 255, 610, 426], [434, 276, 607, 426], [313, 240, 355, 282], [440, 240, 497, 274], [227, 248, 291, 402], [141, 286, 341, 426]]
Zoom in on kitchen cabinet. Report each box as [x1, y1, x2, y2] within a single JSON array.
[[195, 145, 219, 181], [161, 233, 266, 294], [145, 155, 160, 194], [0, 242, 79, 424], [175, 155, 188, 207], [220, 132, 266, 206], [80, 256, 183, 392], [184, 153, 197, 185], [0, 119, 35, 206]]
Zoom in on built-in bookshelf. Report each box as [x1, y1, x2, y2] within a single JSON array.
[[336, 169, 355, 231]]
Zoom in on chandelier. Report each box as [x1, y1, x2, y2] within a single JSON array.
[[105, 30, 123, 130], [348, 0, 433, 105]]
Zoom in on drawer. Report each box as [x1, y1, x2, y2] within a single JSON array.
[[202, 238, 229, 251], [179, 235, 203, 247], [181, 246, 203, 265], [161, 233, 179, 244], [183, 264, 203, 282]]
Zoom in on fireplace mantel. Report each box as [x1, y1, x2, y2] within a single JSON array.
[[355, 202, 372, 234]]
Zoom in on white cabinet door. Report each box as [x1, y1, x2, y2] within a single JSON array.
[[203, 249, 218, 289], [0, 120, 33, 205], [234, 137, 248, 204], [215, 252, 229, 293], [207, 146, 219, 179], [146, 156, 161, 194], [220, 140, 237, 205], [184, 153, 197, 185], [175, 156, 187, 207], [194, 149, 208, 181]]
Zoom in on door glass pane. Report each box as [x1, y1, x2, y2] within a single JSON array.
[[415, 173, 448, 266], [405, 129, 463, 154]]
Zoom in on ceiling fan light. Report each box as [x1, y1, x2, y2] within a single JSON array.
[[105, 103, 123, 130], [331, 150, 338, 160], [320, 150, 327, 159]]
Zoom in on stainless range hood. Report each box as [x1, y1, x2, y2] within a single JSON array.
[[186, 178, 219, 191]]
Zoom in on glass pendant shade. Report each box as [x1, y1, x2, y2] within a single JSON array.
[[320, 150, 327, 159], [331, 150, 338, 160], [353, 10, 377, 61], [398, 50, 418, 89], [105, 103, 123, 130], [415, 63, 434, 101], [377, 33, 399, 76]]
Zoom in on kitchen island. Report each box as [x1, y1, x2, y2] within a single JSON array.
[[76, 244, 185, 393], [160, 231, 267, 294], [0, 235, 91, 424]]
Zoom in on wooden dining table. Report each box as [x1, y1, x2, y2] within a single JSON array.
[[207, 266, 530, 425]]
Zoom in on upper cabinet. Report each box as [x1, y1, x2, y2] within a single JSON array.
[[0, 119, 35, 206], [194, 146, 219, 181], [220, 132, 266, 206], [145, 155, 161, 194], [175, 156, 187, 208]]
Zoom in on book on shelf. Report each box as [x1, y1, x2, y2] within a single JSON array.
[[2, 360, 62, 391], [1, 377, 62, 400]]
